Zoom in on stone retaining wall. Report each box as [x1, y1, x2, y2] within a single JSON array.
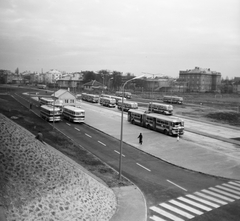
[[0, 113, 117, 221]]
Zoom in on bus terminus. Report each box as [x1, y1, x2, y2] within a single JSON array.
[[117, 100, 138, 112], [99, 97, 116, 108], [128, 109, 184, 136], [62, 106, 85, 123], [148, 102, 173, 115], [40, 105, 62, 122], [39, 97, 54, 106], [163, 96, 183, 104], [81, 93, 99, 103]]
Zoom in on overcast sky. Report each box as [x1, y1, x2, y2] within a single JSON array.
[[0, 0, 239, 78]]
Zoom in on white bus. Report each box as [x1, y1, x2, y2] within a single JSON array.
[[117, 100, 138, 111], [99, 97, 116, 108], [163, 96, 183, 104], [110, 95, 126, 105], [40, 105, 62, 122], [62, 106, 85, 123], [116, 91, 132, 99], [148, 102, 173, 115], [82, 93, 99, 103], [128, 109, 184, 136], [39, 97, 54, 106], [37, 84, 47, 89]]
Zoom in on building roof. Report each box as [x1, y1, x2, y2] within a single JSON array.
[[51, 89, 74, 98], [83, 80, 103, 87]]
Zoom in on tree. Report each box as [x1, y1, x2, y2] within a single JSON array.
[[82, 71, 96, 84], [111, 71, 122, 90], [15, 68, 19, 75]]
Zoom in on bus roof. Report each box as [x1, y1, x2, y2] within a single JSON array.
[[41, 105, 61, 111], [146, 112, 183, 122], [40, 97, 54, 101], [63, 105, 85, 112], [149, 102, 173, 107]]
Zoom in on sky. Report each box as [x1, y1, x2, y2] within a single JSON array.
[[0, 0, 239, 79]]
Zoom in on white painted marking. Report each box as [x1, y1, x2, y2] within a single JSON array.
[[169, 200, 203, 215], [75, 127, 80, 131], [114, 150, 125, 157], [223, 183, 240, 191], [216, 185, 240, 195], [202, 189, 234, 202], [167, 180, 187, 191], [85, 133, 92, 138], [229, 181, 240, 187], [186, 194, 219, 208], [150, 215, 167, 221], [195, 192, 227, 205], [136, 163, 151, 172], [98, 141, 106, 146], [178, 197, 212, 211], [150, 206, 184, 221], [160, 203, 195, 219], [66, 123, 71, 126], [209, 187, 240, 199]]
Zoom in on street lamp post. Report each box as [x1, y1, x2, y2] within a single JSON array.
[[108, 77, 113, 92], [119, 74, 144, 180]]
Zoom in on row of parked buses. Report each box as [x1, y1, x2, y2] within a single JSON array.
[[163, 96, 183, 104]]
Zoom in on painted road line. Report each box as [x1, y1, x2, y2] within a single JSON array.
[[178, 197, 212, 211], [167, 180, 187, 191], [160, 203, 195, 219], [229, 181, 240, 187], [186, 194, 219, 208], [150, 206, 184, 221], [210, 187, 240, 199], [195, 192, 227, 205], [201, 190, 234, 202], [98, 141, 106, 146], [75, 127, 80, 131], [149, 215, 167, 221], [223, 183, 240, 191], [216, 185, 240, 195], [169, 199, 203, 215], [66, 123, 71, 126], [114, 150, 125, 157], [136, 163, 151, 172]]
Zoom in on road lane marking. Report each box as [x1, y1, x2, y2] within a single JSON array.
[[160, 203, 195, 219], [149, 215, 166, 221], [195, 192, 227, 205], [136, 163, 151, 172], [66, 123, 71, 126], [75, 127, 80, 131], [209, 187, 240, 199], [186, 194, 220, 208], [223, 183, 240, 191], [167, 180, 187, 191], [169, 200, 203, 215], [201, 189, 234, 202], [150, 206, 184, 221], [229, 181, 240, 187], [85, 133, 92, 138], [98, 141, 106, 146], [216, 185, 240, 195], [114, 150, 125, 157], [178, 197, 212, 211]]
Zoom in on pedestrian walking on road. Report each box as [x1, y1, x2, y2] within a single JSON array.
[[138, 133, 143, 145], [29, 103, 33, 109], [35, 131, 44, 144]]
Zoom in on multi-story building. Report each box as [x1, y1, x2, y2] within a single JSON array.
[[179, 67, 221, 92]]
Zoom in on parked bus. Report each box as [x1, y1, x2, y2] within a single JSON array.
[[163, 96, 183, 104], [40, 105, 62, 122], [39, 97, 54, 106], [99, 97, 116, 108], [115, 91, 132, 99], [82, 93, 99, 103], [128, 109, 184, 136], [109, 95, 126, 105], [148, 102, 173, 115], [117, 100, 138, 111], [37, 84, 47, 89], [62, 106, 85, 123]]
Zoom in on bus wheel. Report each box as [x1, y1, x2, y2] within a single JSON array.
[[131, 119, 135, 124], [164, 130, 169, 135]]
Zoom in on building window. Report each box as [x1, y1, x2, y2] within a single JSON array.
[[70, 99, 74, 103], [65, 99, 68, 103]]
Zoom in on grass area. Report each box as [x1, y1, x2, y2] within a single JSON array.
[[0, 93, 132, 188]]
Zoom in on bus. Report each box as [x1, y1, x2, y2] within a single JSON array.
[[37, 84, 47, 89], [40, 105, 62, 122], [128, 109, 184, 136], [99, 97, 116, 108], [148, 102, 173, 115], [163, 96, 183, 104], [39, 97, 54, 106], [62, 106, 85, 123], [117, 100, 138, 112], [115, 91, 132, 99], [82, 93, 99, 103]]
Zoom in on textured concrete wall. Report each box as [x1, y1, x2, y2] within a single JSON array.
[[0, 113, 116, 221]]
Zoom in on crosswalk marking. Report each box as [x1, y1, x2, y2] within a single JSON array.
[[216, 185, 240, 195], [160, 203, 195, 219], [186, 194, 220, 208], [229, 181, 240, 187], [178, 197, 212, 211], [150, 215, 167, 221], [201, 189, 234, 202], [169, 199, 203, 215], [195, 192, 227, 205], [150, 206, 185, 221], [209, 187, 240, 199], [223, 183, 240, 191]]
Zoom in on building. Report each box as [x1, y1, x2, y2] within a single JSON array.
[[51, 89, 76, 107], [179, 67, 221, 92], [82, 80, 105, 91], [57, 72, 83, 89]]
